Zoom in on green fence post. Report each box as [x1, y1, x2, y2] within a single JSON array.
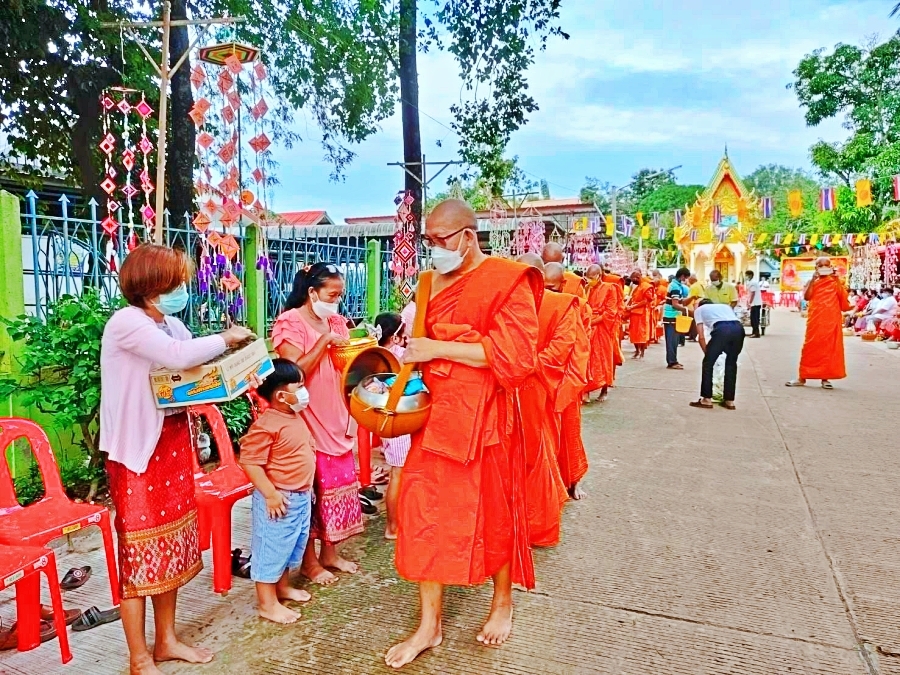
[[243, 224, 267, 338], [366, 239, 382, 321], [0, 190, 25, 377]]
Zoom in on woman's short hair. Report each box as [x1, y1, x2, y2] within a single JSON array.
[[120, 245, 192, 308]]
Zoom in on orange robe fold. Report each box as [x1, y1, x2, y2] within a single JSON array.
[[557, 298, 590, 489], [654, 280, 668, 341], [603, 273, 625, 366], [396, 259, 541, 589], [799, 277, 851, 380], [587, 281, 618, 390], [562, 271, 587, 300], [519, 292, 576, 547], [627, 280, 653, 346]]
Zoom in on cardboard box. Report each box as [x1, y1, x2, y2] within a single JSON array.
[[150, 338, 274, 409]]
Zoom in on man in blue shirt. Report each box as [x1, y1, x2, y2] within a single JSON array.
[[664, 267, 692, 369]]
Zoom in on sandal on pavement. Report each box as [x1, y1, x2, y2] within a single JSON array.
[[667, 363, 684, 370], [358, 494, 378, 516], [40, 605, 82, 626], [785, 380, 806, 387], [60, 565, 92, 591], [359, 486, 383, 501], [821, 381, 834, 390], [720, 402, 736, 410], [0, 619, 57, 650], [369, 466, 389, 485], [689, 399, 713, 409], [71, 606, 121, 632], [231, 548, 252, 579]]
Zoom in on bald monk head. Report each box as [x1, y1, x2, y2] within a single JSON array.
[[815, 256, 834, 276], [544, 262, 566, 292], [517, 253, 544, 270], [629, 269, 643, 285], [541, 242, 565, 264], [425, 199, 481, 276], [650, 269, 663, 281], [585, 264, 602, 286]]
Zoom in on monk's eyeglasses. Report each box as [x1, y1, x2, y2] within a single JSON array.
[[422, 226, 471, 248]]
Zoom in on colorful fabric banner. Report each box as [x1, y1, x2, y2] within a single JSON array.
[[674, 210, 683, 227], [756, 232, 768, 245], [797, 233, 807, 245], [819, 187, 836, 212], [605, 215, 614, 237], [810, 233, 819, 246], [640, 225, 649, 239], [783, 232, 793, 246], [789, 190, 803, 217], [712, 205, 722, 225], [773, 233, 782, 245], [762, 197, 774, 219], [856, 179, 872, 207], [657, 227, 667, 240], [746, 232, 755, 246], [894, 175, 900, 201]]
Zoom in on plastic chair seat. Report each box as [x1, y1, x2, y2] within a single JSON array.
[[0, 496, 108, 546], [0, 544, 72, 663], [193, 468, 253, 505]]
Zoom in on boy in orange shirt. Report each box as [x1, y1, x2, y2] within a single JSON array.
[[240, 359, 317, 624]]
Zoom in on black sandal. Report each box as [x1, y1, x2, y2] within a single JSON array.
[[358, 494, 378, 515], [231, 548, 252, 579], [71, 606, 121, 632], [359, 486, 383, 501], [60, 565, 92, 591]]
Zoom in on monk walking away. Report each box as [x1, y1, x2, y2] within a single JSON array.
[[585, 264, 617, 403], [541, 242, 587, 298], [626, 270, 653, 359], [386, 200, 540, 669], [786, 256, 851, 390]]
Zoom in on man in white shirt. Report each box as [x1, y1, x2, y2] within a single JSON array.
[[690, 299, 745, 410], [744, 270, 763, 338]]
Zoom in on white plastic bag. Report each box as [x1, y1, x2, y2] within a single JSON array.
[[712, 354, 726, 400]]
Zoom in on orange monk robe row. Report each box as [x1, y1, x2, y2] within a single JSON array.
[[799, 276, 851, 381], [586, 280, 619, 391], [396, 259, 541, 589], [557, 296, 591, 490], [603, 273, 626, 366], [627, 278, 653, 346], [562, 270, 588, 300], [519, 291, 578, 547]]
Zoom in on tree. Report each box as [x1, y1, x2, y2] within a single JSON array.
[[790, 36, 900, 229]]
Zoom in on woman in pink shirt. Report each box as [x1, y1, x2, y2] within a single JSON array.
[[100, 245, 251, 675], [272, 262, 364, 585]]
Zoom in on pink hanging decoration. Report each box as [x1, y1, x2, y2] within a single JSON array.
[[217, 70, 234, 93], [390, 191, 419, 300], [570, 232, 595, 269], [134, 97, 153, 120], [190, 64, 207, 89], [227, 90, 241, 110], [249, 133, 271, 153], [253, 61, 267, 81], [221, 105, 236, 125], [224, 54, 244, 75], [252, 168, 265, 183], [251, 98, 269, 120], [196, 131, 214, 150]]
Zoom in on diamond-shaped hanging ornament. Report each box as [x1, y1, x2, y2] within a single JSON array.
[[217, 70, 234, 93], [122, 149, 135, 171], [138, 135, 153, 155], [403, 193, 415, 206], [100, 177, 117, 195], [196, 131, 214, 150], [188, 107, 206, 127], [135, 97, 153, 119], [204, 198, 218, 214], [228, 165, 239, 181], [190, 64, 207, 89], [253, 199, 264, 212], [224, 54, 244, 75], [217, 141, 236, 164], [121, 184, 138, 199], [107, 200, 121, 213], [207, 231, 223, 248], [141, 204, 155, 222], [193, 97, 211, 115], [251, 97, 269, 120], [227, 90, 241, 110], [252, 168, 265, 183], [107, 166, 117, 180], [253, 61, 267, 81], [99, 133, 116, 156], [221, 106, 236, 125], [101, 216, 118, 236], [220, 274, 242, 292], [101, 94, 115, 110], [223, 199, 240, 219], [116, 98, 132, 114], [220, 234, 240, 260], [249, 133, 271, 153], [193, 212, 211, 233], [219, 210, 238, 227]]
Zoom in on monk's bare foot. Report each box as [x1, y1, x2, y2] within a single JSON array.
[[320, 552, 358, 574], [385, 527, 398, 540], [278, 586, 311, 603], [259, 602, 301, 624], [477, 602, 512, 646], [153, 639, 214, 664], [130, 653, 164, 675], [385, 625, 443, 669], [301, 562, 338, 585], [569, 483, 587, 500], [598, 391, 608, 403]]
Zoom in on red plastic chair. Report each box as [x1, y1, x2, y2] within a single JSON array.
[[0, 545, 71, 663], [187, 404, 253, 596], [0, 418, 120, 607]]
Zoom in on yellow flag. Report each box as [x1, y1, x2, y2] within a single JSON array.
[[856, 233, 866, 245], [756, 232, 769, 245], [636, 212, 644, 227], [783, 233, 793, 246], [573, 217, 586, 232], [605, 215, 614, 236], [640, 225, 649, 239], [856, 179, 873, 207], [832, 233, 842, 246], [788, 190, 803, 217]]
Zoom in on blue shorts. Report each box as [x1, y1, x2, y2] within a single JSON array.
[[250, 488, 312, 583]]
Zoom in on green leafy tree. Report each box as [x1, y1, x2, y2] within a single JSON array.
[[744, 164, 821, 235], [0, 291, 120, 500]]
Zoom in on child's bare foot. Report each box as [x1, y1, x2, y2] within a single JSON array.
[[476, 602, 512, 646], [153, 639, 214, 664], [278, 587, 311, 603], [384, 625, 443, 669], [301, 562, 338, 585], [130, 653, 164, 675], [259, 602, 301, 624], [320, 552, 358, 573]]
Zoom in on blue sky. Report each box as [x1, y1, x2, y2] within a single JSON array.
[[268, 0, 895, 223]]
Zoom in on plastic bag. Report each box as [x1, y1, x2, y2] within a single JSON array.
[[712, 354, 726, 400]]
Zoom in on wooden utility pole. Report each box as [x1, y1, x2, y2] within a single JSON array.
[[103, 3, 244, 244]]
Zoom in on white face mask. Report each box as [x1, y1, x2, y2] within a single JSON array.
[[285, 386, 309, 413], [713, 280, 723, 288], [310, 291, 339, 319], [430, 231, 469, 275], [817, 267, 834, 276]]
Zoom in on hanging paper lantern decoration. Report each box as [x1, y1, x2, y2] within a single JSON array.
[[488, 201, 511, 258], [390, 191, 418, 300]]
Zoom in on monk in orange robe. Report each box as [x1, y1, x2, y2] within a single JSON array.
[[626, 270, 653, 359], [585, 265, 618, 402], [545, 262, 590, 499], [652, 272, 668, 342], [602, 270, 626, 367], [541, 242, 587, 299], [786, 257, 852, 390], [387, 200, 540, 669], [515, 254, 572, 546]]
